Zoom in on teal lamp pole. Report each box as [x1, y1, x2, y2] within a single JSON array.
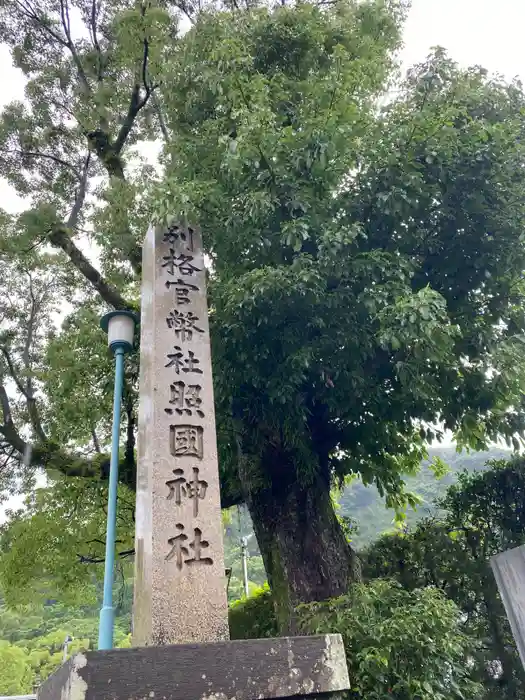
[[98, 310, 137, 650]]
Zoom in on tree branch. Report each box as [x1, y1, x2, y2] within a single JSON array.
[[0, 383, 14, 429], [0, 392, 78, 479], [90, 0, 103, 81], [27, 399, 47, 443], [0, 149, 81, 176], [152, 92, 170, 142], [47, 225, 131, 309], [14, 0, 91, 94], [14, 0, 68, 46], [23, 275, 47, 443], [113, 35, 154, 155], [67, 152, 91, 230], [59, 0, 91, 95], [87, 537, 125, 546], [172, 0, 197, 25], [24, 274, 36, 384], [0, 346, 28, 398], [91, 427, 101, 453], [77, 548, 135, 564], [0, 384, 27, 456], [0, 443, 16, 475], [80, 132, 143, 274], [59, 0, 71, 38], [113, 84, 142, 156], [127, 244, 143, 276]]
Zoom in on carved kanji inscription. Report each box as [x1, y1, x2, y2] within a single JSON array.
[[165, 524, 213, 570], [165, 278, 199, 305], [134, 222, 228, 646], [165, 381, 204, 417], [170, 425, 204, 459], [166, 467, 208, 516], [165, 346, 202, 374], [166, 310, 204, 341], [163, 224, 194, 251], [162, 250, 201, 277]]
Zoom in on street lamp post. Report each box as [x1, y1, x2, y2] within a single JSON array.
[[98, 310, 137, 651]]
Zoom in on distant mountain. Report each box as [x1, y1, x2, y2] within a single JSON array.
[[339, 446, 511, 547]]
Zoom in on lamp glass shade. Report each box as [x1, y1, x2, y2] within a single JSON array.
[[101, 311, 136, 352]]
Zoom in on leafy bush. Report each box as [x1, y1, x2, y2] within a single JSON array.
[[0, 640, 33, 694], [228, 585, 278, 640], [298, 580, 481, 700], [227, 579, 480, 700]]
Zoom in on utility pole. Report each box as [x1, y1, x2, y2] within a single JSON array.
[[62, 635, 73, 663], [241, 536, 249, 598], [240, 533, 255, 598]]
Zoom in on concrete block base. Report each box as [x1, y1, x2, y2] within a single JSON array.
[[37, 634, 350, 700]]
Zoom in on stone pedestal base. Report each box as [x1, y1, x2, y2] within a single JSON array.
[[37, 635, 349, 700]]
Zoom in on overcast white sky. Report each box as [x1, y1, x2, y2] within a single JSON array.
[[0, 0, 523, 520], [402, 0, 524, 81]]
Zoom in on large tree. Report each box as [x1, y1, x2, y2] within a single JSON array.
[[157, 8, 525, 625], [2, 0, 525, 630]]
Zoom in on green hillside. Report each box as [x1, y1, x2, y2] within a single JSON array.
[[340, 446, 511, 547]]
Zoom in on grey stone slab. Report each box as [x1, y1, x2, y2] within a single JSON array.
[[37, 635, 350, 700], [491, 544, 525, 669]]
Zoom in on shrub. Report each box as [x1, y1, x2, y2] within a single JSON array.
[[298, 580, 481, 700], [229, 585, 278, 640], [228, 579, 480, 699]]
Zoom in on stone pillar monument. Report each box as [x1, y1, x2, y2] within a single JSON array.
[[133, 222, 228, 645]]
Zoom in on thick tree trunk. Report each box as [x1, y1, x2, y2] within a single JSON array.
[[241, 454, 361, 633]]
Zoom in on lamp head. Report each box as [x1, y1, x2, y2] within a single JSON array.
[[100, 310, 137, 353]]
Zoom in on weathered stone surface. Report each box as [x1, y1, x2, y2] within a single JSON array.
[[133, 223, 229, 645], [37, 635, 350, 700], [491, 544, 525, 670]]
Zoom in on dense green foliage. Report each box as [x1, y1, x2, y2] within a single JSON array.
[[0, 480, 265, 607], [156, 0, 525, 613], [0, 640, 33, 695], [229, 585, 277, 640], [0, 445, 501, 608], [228, 580, 481, 700], [2, 579, 478, 699], [161, 2, 525, 509], [3, 450, 521, 698], [0, 478, 135, 608], [226, 458, 525, 699], [343, 445, 510, 546], [1, 0, 525, 694], [299, 581, 481, 700], [0, 596, 131, 693], [364, 457, 525, 698]]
